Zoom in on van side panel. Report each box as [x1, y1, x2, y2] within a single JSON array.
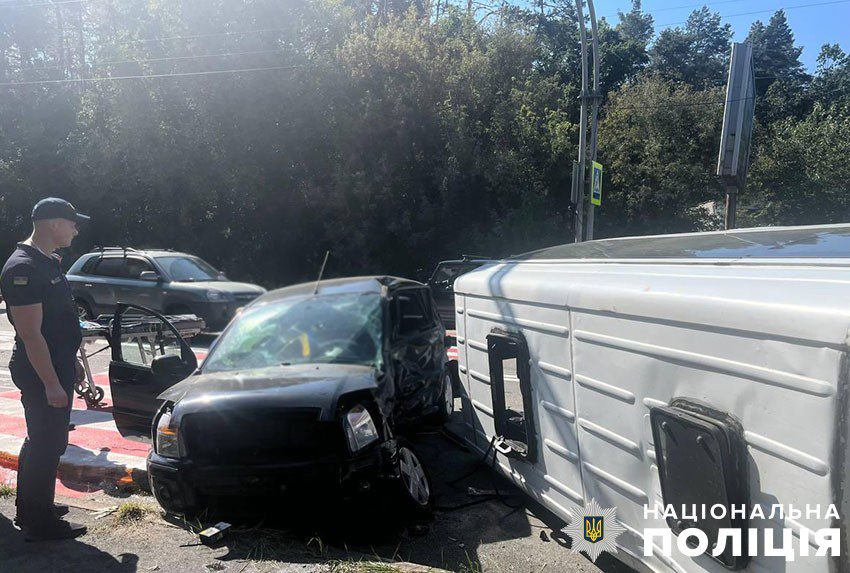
[[572, 306, 841, 572], [455, 262, 850, 573], [458, 278, 585, 521]]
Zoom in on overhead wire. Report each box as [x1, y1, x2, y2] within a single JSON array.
[[0, 0, 90, 7], [655, 0, 850, 28], [599, 0, 749, 20], [16, 48, 289, 73], [0, 65, 302, 87]]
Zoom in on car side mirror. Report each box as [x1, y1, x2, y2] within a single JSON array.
[[151, 354, 191, 378], [139, 271, 160, 282]]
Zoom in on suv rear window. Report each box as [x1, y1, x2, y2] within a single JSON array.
[[93, 257, 127, 278]]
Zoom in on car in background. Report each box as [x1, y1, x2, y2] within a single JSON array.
[[67, 247, 266, 331], [426, 256, 493, 329], [107, 276, 453, 518]]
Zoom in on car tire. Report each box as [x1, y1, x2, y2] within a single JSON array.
[[390, 438, 434, 519], [436, 369, 454, 425], [75, 298, 93, 320]]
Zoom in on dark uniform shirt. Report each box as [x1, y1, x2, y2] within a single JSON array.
[[0, 244, 82, 372]]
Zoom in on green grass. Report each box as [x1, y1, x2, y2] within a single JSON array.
[[227, 527, 307, 562], [457, 552, 483, 573], [113, 502, 148, 525], [0, 482, 16, 498]]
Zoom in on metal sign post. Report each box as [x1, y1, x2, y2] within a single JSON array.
[[585, 0, 601, 241], [717, 41, 756, 230]]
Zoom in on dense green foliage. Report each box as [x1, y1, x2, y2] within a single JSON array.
[[0, 0, 847, 286]]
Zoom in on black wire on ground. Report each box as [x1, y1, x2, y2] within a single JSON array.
[[434, 435, 524, 512]]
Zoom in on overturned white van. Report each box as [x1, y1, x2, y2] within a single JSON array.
[[452, 224, 850, 573]]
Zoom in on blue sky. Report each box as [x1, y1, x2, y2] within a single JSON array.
[[595, 0, 850, 71]]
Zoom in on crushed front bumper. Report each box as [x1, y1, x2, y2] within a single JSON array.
[[147, 440, 396, 516]]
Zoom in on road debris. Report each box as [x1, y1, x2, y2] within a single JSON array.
[[200, 522, 232, 546]]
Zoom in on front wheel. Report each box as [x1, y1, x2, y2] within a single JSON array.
[[75, 299, 93, 320], [389, 438, 433, 519], [436, 369, 454, 424]]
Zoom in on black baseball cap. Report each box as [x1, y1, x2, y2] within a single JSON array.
[[32, 197, 90, 224]]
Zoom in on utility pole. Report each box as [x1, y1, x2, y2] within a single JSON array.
[[572, 0, 588, 244], [585, 0, 601, 241], [572, 0, 600, 243]]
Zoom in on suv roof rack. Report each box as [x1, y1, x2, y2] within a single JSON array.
[[90, 246, 140, 254]]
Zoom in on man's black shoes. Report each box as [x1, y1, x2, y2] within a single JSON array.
[[13, 503, 70, 528], [20, 517, 87, 542]]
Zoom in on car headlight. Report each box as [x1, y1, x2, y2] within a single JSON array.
[[206, 289, 227, 301], [343, 405, 379, 453], [155, 409, 181, 458]]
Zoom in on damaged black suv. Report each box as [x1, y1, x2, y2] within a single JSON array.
[[108, 277, 454, 518]]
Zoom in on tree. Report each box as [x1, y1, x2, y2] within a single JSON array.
[[744, 103, 850, 226], [598, 0, 654, 93], [597, 75, 725, 236], [810, 43, 850, 108], [748, 11, 807, 89], [747, 10, 810, 122], [649, 7, 732, 87]]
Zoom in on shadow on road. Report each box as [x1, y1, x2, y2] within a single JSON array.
[[167, 430, 558, 572], [0, 511, 138, 572]]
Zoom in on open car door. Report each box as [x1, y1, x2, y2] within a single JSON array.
[[109, 303, 198, 440]]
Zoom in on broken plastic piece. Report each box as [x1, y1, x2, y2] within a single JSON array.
[[199, 522, 231, 546]]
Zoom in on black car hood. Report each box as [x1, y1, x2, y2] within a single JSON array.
[[159, 363, 380, 421]]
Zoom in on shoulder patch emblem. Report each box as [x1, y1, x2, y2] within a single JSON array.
[[13, 276, 29, 286]]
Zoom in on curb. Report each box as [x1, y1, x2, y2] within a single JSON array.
[[0, 438, 148, 492]]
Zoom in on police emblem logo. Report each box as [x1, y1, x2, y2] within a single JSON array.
[[565, 499, 626, 562], [584, 516, 604, 543], [13, 276, 29, 286]]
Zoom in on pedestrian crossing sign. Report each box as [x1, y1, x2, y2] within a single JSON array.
[[591, 162, 603, 206]]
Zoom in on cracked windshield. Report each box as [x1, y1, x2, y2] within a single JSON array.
[[202, 293, 383, 372]]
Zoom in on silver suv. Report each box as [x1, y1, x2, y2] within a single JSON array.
[[67, 247, 266, 331]]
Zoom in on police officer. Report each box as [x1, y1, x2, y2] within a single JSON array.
[[0, 198, 89, 541]]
